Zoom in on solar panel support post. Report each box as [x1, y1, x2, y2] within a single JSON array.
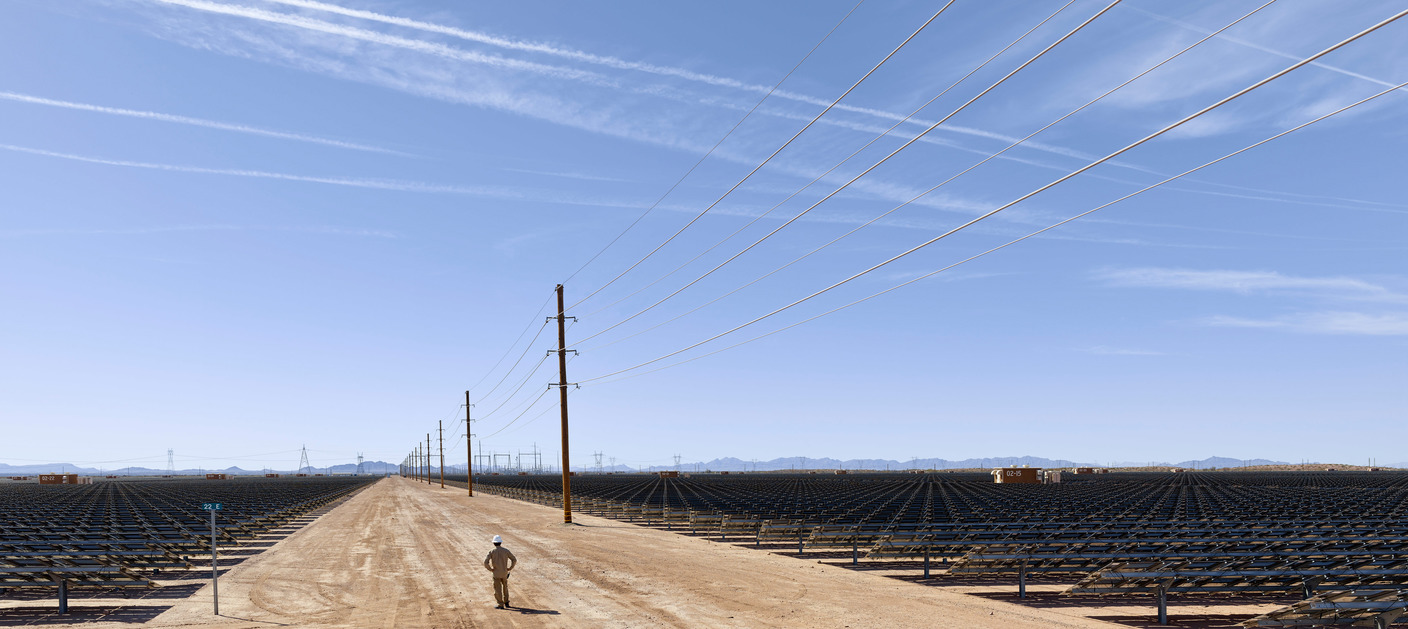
[[210, 508, 219, 616], [1301, 576, 1320, 599], [1018, 563, 1026, 599], [57, 579, 67, 614], [924, 547, 930, 578], [1156, 586, 1167, 625]]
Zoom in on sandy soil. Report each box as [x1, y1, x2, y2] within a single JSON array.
[[3, 477, 1281, 628]]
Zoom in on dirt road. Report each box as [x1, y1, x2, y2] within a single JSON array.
[[21, 477, 1128, 628]]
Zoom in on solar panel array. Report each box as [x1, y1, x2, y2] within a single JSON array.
[[0, 477, 375, 592], [468, 470, 1408, 623]]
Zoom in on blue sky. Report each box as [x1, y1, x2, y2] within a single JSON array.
[[1, 0, 1404, 471]]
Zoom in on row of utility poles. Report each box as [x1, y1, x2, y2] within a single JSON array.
[[398, 284, 576, 524]]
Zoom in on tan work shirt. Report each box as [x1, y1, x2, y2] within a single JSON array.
[[483, 546, 517, 578]]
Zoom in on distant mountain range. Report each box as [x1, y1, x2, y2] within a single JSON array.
[[577, 455, 1320, 473], [3, 456, 1398, 476], [0, 461, 398, 476]]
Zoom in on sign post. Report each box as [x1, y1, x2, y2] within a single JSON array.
[[202, 503, 222, 614]]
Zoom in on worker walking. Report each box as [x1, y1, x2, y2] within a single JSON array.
[[483, 535, 517, 609]]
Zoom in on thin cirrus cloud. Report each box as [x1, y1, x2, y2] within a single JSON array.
[[147, 0, 1408, 219], [1202, 312, 1408, 336], [146, 0, 614, 86], [0, 225, 400, 238], [1080, 346, 1165, 356], [1127, 4, 1408, 95], [0, 142, 632, 209], [0, 91, 411, 156], [145, 0, 1141, 175], [1094, 267, 1405, 303]]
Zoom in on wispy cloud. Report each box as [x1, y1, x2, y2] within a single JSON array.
[[1, 141, 552, 199], [148, 0, 613, 85], [1126, 4, 1408, 96], [1098, 267, 1408, 336], [0, 90, 412, 156], [130, 0, 1405, 222], [1094, 267, 1406, 303], [502, 168, 630, 183], [0, 224, 400, 238], [1080, 346, 1165, 356], [1202, 312, 1408, 336]]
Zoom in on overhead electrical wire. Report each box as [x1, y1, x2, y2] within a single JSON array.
[[568, 1, 959, 311], [560, 0, 866, 286], [473, 319, 550, 402], [590, 77, 1408, 386], [479, 353, 577, 439], [578, 0, 1278, 353], [576, 0, 1078, 323], [578, 7, 1408, 383], [481, 389, 555, 440], [464, 289, 555, 396], [573, 0, 1124, 346], [474, 352, 551, 420]]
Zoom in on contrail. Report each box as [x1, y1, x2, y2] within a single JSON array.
[[0, 91, 411, 156], [0, 142, 509, 195], [149, 0, 613, 86], [1126, 5, 1408, 94], [0, 142, 643, 209], [161, 0, 950, 134]]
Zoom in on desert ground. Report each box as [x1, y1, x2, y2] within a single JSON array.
[[1, 477, 1286, 628]]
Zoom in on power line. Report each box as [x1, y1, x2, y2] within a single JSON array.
[[464, 290, 555, 396], [578, 0, 1279, 353], [576, 0, 1078, 323], [560, 0, 866, 286], [568, 1, 958, 311], [574, 0, 1122, 346], [591, 77, 1408, 386], [475, 353, 552, 420], [481, 388, 554, 440], [487, 395, 562, 441], [475, 319, 550, 403], [578, 8, 1408, 382]]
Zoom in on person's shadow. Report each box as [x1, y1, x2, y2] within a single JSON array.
[[510, 607, 560, 615]]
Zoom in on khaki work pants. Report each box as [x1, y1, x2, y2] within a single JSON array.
[[493, 576, 509, 606]]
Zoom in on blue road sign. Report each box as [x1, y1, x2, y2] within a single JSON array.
[[202, 503, 223, 510]]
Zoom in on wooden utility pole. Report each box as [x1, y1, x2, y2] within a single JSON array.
[[426, 433, 432, 484], [555, 284, 574, 524], [465, 391, 474, 497], [438, 420, 445, 488]]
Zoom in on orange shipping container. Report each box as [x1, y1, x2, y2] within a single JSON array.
[[39, 474, 80, 485]]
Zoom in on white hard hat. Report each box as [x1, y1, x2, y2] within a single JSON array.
[[492, 535, 503, 544]]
